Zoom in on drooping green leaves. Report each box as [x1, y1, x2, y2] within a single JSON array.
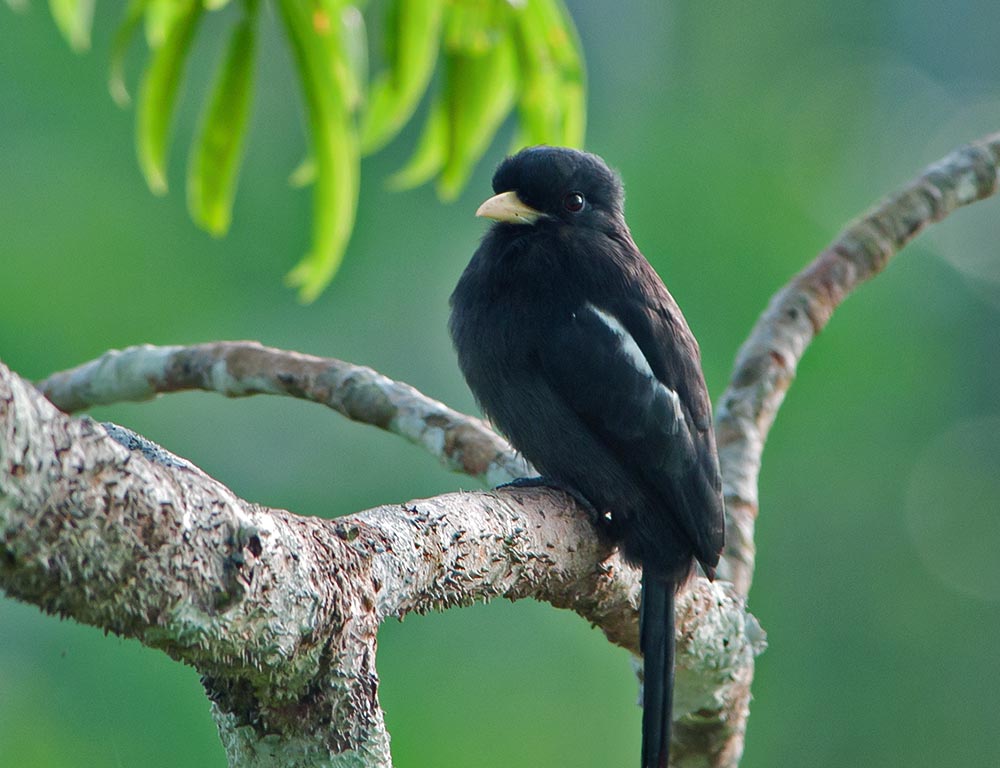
[[511, 0, 586, 148], [187, 0, 259, 236], [135, 0, 203, 195], [360, 0, 444, 154], [30, 0, 589, 299], [278, 0, 360, 302], [109, 0, 150, 107], [437, 32, 517, 201], [389, 0, 586, 201], [387, 93, 447, 190]]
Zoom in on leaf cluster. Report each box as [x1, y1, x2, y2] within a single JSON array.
[[27, 0, 587, 300]]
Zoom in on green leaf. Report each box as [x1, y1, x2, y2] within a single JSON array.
[[48, 0, 95, 52], [387, 93, 447, 190], [144, 0, 185, 49], [360, 0, 445, 155], [288, 155, 317, 188], [108, 0, 151, 108], [277, 0, 360, 302], [340, 4, 368, 111], [135, 0, 203, 195], [313, 0, 366, 113], [443, 0, 498, 55], [386, 0, 586, 195], [187, 0, 258, 237], [510, 2, 560, 147], [437, 31, 518, 201], [530, 0, 586, 147]]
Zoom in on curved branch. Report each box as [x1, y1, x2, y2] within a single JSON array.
[[38, 341, 530, 487], [715, 132, 1000, 594], [1, 361, 761, 768]]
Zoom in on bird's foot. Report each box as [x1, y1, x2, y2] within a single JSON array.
[[498, 476, 596, 512], [498, 475, 557, 492], [497, 476, 615, 535]]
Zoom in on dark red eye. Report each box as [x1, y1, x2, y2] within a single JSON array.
[[563, 191, 585, 212]]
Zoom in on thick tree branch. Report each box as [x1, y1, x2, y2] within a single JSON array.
[[2, 361, 761, 767]]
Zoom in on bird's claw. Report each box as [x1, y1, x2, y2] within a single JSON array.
[[497, 476, 616, 533], [498, 475, 593, 511]]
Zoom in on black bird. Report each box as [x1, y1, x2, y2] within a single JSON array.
[[449, 146, 725, 768]]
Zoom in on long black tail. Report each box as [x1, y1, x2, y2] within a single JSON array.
[[640, 574, 675, 768]]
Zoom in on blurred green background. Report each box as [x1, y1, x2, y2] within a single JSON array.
[[3, 1, 1000, 766]]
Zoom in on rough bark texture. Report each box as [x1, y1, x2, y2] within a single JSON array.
[[714, 132, 1000, 595], [39, 341, 531, 487], [5, 131, 1000, 766], [2, 362, 761, 767]]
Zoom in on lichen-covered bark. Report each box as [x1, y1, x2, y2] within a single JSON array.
[[38, 341, 530, 487], [1, 364, 391, 764], [1, 361, 760, 767]]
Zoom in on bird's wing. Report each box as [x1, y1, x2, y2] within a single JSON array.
[[607, 277, 714, 433], [540, 302, 724, 570]]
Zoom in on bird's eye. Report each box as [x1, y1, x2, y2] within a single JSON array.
[[563, 192, 586, 213]]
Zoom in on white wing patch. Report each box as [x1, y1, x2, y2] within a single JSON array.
[[585, 303, 686, 434], [586, 304, 655, 377]]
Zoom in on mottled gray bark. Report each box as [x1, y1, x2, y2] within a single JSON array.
[[39, 341, 530, 487], [1, 362, 761, 767]]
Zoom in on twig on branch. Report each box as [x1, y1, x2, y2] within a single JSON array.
[[6, 131, 1000, 767]]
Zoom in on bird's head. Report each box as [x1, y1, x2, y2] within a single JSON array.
[[476, 146, 625, 232]]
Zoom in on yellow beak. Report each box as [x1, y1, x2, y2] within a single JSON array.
[[475, 190, 545, 224]]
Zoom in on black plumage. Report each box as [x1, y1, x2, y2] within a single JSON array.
[[449, 146, 725, 768]]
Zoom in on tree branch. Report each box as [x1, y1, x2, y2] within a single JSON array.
[[38, 342, 531, 487], [714, 131, 1000, 595], [2, 361, 761, 767]]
